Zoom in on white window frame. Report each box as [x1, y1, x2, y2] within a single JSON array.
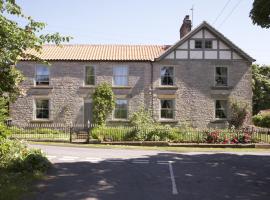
[[84, 65, 96, 86], [33, 97, 50, 120], [113, 66, 129, 86], [160, 66, 175, 86], [215, 99, 228, 119], [214, 66, 229, 87], [159, 99, 175, 120], [35, 64, 50, 86], [113, 99, 128, 120]]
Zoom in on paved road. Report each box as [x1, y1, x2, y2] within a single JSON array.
[[25, 144, 270, 200]]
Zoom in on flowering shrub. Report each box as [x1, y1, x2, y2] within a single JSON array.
[[205, 130, 254, 144]]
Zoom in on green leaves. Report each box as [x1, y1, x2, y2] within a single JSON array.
[[249, 0, 270, 28], [92, 83, 115, 125], [252, 64, 270, 114], [0, 0, 72, 100]]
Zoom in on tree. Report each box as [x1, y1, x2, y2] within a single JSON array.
[[0, 0, 71, 101], [252, 64, 270, 114], [249, 0, 270, 28], [92, 83, 115, 125]]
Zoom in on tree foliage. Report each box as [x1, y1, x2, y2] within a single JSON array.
[[92, 83, 115, 126], [249, 0, 270, 28], [252, 64, 270, 114], [0, 0, 71, 100], [229, 99, 250, 129]]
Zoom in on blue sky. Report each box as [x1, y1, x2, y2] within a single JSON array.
[[16, 0, 269, 64]]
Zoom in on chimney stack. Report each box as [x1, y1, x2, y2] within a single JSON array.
[[180, 15, 192, 39]]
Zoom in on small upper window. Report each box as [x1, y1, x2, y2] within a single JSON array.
[[113, 66, 128, 86], [160, 99, 174, 119], [215, 100, 227, 119], [205, 41, 212, 49], [161, 66, 174, 86], [85, 66, 95, 85], [195, 40, 202, 49], [114, 99, 128, 119], [36, 65, 49, 85], [35, 99, 49, 119], [215, 67, 228, 86]]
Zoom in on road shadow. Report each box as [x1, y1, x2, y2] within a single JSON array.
[[23, 153, 270, 200]]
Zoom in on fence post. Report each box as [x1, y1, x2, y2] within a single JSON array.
[[69, 123, 72, 143], [87, 120, 90, 143]]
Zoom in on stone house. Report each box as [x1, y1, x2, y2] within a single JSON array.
[[10, 16, 255, 128]]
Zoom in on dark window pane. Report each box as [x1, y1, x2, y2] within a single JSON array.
[[160, 100, 174, 119], [215, 100, 227, 119], [114, 99, 128, 119], [215, 67, 228, 86], [36, 66, 49, 85], [85, 66, 95, 85], [195, 40, 202, 48], [161, 67, 174, 85], [36, 99, 49, 119], [205, 41, 212, 49]]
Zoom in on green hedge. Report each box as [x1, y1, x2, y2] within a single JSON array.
[[253, 114, 270, 128]]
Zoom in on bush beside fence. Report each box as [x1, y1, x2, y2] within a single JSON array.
[[7, 123, 270, 144]]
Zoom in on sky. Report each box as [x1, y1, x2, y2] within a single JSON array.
[[16, 0, 270, 65]]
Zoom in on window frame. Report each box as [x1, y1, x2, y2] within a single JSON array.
[[113, 99, 128, 120], [160, 66, 175, 86], [215, 66, 228, 87], [35, 65, 50, 86], [113, 66, 129, 86], [84, 65, 96, 86], [215, 100, 228, 119], [160, 99, 175, 120], [34, 98, 50, 120], [195, 40, 203, 49], [205, 40, 213, 49]]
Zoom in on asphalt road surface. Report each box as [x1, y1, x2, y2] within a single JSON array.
[[24, 144, 270, 200]]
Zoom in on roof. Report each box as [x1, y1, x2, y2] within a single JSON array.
[[157, 21, 255, 62], [21, 44, 168, 61], [21, 21, 255, 62]]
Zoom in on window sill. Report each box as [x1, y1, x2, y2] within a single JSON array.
[[112, 86, 132, 89], [30, 119, 53, 123], [156, 86, 178, 90], [79, 85, 96, 89], [158, 119, 178, 123], [211, 86, 233, 90], [31, 86, 53, 89], [210, 119, 228, 123]]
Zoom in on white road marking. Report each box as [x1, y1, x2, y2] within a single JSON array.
[[83, 157, 103, 163], [168, 161, 178, 195], [157, 161, 169, 164]]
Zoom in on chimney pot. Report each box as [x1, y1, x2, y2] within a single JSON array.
[[180, 15, 192, 39]]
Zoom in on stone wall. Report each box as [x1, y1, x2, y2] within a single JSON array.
[[11, 59, 252, 128]]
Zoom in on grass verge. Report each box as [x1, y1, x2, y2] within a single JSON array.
[[0, 169, 44, 200], [29, 141, 270, 153]]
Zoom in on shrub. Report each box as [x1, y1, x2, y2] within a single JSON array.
[[91, 126, 134, 141], [229, 99, 250, 129], [0, 123, 11, 139], [0, 97, 8, 123], [0, 138, 50, 172], [253, 113, 270, 128], [92, 83, 115, 126]]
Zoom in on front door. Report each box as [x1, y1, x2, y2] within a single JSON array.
[[84, 99, 93, 127]]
